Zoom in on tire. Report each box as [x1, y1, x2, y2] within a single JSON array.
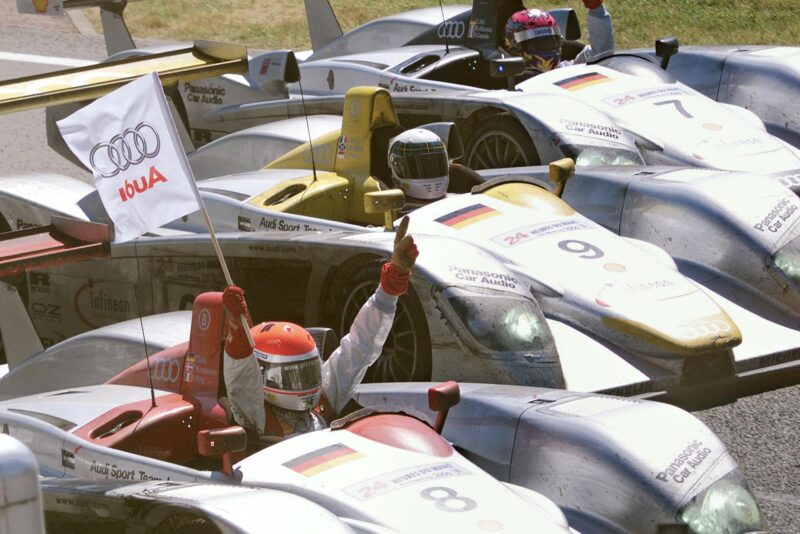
[[336, 263, 432, 382], [153, 514, 219, 534], [464, 112, 540, 169]]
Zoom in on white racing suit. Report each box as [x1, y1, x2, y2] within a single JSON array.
[[568, 4, 615, 65], [223, 286, 398, 437]]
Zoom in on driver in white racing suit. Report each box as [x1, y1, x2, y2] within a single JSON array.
[[221, 217, 418, 440], [501, 0, 614, 72]]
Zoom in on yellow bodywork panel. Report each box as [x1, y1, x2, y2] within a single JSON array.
[[483, 182, 576, 217], [0, 40, 247, 115], [266, 87, 399, 226], [248, 172, 355, 222]]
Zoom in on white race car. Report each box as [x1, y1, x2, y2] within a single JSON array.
[[0, 279, 767, 533]]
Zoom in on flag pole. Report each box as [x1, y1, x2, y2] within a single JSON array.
[[196, 193, 255, 348]]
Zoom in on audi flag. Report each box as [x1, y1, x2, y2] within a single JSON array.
[[57, 72, 201, 242]]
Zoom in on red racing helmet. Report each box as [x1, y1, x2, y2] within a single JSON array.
[[251, 322, 322, 412], [503, 9, 562, 72]]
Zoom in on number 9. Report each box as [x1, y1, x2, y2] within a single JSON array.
[[557, 239, 604, 259]]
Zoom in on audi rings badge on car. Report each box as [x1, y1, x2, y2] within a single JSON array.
[[89, 122, 161, 178]]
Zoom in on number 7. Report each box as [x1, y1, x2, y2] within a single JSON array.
[[654, 99, 693, 119]]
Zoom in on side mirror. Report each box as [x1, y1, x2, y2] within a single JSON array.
[[490, 57, 526, 91], [249, 50, 301, 98], [655, 36, 679, 70], [198, 426, 247, 477], [305, 327, 339, 361], [428, 381, 460, 434], [364, 190, 405, 231], [549, 158, 575, 197], [418, 122, 465, 162]]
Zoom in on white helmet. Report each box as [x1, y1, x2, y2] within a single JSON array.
[[388, 129, 449, 201]]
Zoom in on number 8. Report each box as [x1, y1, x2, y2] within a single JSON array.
[[420, 486, 477, 512]]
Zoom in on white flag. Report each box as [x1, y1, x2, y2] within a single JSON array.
[[58, 72, 201, 243]]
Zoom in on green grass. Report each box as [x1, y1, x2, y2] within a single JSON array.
[[88, 0, 800, 50]]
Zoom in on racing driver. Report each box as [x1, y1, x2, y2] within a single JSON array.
[[221, 217, 418, 440], [501, 0, 614, 72]]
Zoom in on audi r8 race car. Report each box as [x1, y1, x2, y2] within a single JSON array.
[[2, 61, 800, 403], [18, 0, 800, 187], [0, 274, 768, 533]]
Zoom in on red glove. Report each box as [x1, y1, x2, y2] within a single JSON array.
[[381, 216, 418, 296], [583, 0, 603, 9], [223, 285, 251, 359]]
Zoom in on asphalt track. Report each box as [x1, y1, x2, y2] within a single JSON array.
[[0, 7, 797, 532]]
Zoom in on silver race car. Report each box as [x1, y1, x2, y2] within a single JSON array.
[[0, 272, 767, 533]]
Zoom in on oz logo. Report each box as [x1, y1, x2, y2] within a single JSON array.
[[198, 308, 211, 331], [437, 20, 465, 39]]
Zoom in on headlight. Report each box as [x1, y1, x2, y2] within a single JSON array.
[[561, 144, 644, 166], [679, 471, 765, 534], [772, 233, 800, 283], [439, 286, 554, 355]]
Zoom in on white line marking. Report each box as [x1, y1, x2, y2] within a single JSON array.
[[0, 51, 96, 68]]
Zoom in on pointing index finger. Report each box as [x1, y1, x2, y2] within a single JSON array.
[[395, 215, 409, 244]]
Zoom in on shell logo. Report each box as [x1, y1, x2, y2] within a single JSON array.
[[32, 0, 49, 13]]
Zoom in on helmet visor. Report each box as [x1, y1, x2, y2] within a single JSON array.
[[391, 143, 448, 180], [258, 353, 322, 392]]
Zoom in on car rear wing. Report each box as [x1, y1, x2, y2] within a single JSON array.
[[0, 217, 110, 278], [17, 0, 142, 54], [0, 218, 111, 368], [0, 40, 248, 116]]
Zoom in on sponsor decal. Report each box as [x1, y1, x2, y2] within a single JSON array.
[[15, 219, 39, 230], [436, 204, 500, 229], [89, 122, 160, 179], [257, 218, 321, 232], [560, 119, 621, 140], [449, 266, 517, 289], [437, 20, 465, 39], [753, 197, 798, 233], [345, 462, 471, 501], [604, 262, 626, 272], [61, 448, 75, 469], [238, 215, 252, 231], [327, 69, 335, 90], [676, 318, 732, 340], [283, 443, 363, 477], [30, 301, 61, 322], [656, 440, 713, 484], [259, 58, 272, 76], [603, 86, 690, 107], [491, 218, 592, 247], [777, 172, 800, 187], [116, 166, 169, 203], [88, 460, 169, 481], [703, 122, 723, 131], [183, 82, 226, 105], [337, 135, 347, 157], [467, 17, 492, 39], [554, 72, 611, 91], [74, 282, 135, 328], [152, 358, 181, 384], [391, 82, 437, 94]]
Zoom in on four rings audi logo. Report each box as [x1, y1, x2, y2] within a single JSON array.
[[437, 20, 465, 39], [89, 122, 161, 178]]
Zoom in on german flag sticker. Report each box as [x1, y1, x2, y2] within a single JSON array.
[[436, 204, 500, 229], [554, 72, 611, 91], [283, 443, 364, 477]]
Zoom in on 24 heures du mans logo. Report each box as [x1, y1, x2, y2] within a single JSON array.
[[89, 122, 169, 203]]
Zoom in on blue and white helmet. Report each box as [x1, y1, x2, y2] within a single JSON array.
[[388, 129, 449, 201]]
